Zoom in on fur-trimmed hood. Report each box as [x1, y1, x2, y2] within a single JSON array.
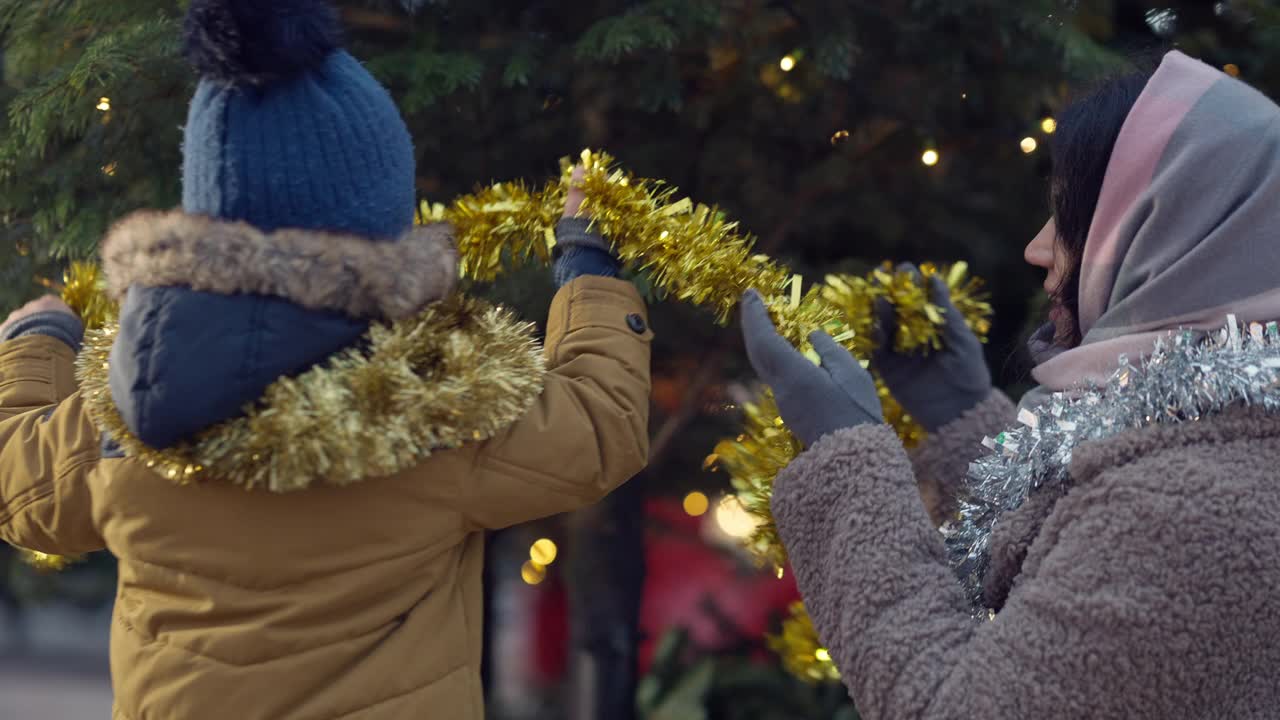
[[102, 210, 459, 320], [103, 210, 462, 449]]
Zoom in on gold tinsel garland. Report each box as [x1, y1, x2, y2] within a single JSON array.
[[61, 261, 117, 331], [17, 549, 81, 572], [768, 602, 841, 683], [75, 296, 546, 492], [47, 150, 991, 683]]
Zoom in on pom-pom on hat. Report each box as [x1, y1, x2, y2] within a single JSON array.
[[181, 0, 415, 240]]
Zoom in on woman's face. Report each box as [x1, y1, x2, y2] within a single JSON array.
[[1024, 218, 1075, 340]]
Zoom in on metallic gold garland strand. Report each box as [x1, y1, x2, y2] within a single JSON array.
[[17, 549, 81, 573], [61, 261, 117, 331], [75, 297, 546, 493], [767, 602, 841, 683]]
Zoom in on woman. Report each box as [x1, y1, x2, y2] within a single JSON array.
[[741, 50, 1280, 718]]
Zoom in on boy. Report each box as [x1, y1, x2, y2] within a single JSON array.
[[0, 2, 651, 718]]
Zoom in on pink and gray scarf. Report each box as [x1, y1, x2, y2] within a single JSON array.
[[1030, 51, 1280, 393]]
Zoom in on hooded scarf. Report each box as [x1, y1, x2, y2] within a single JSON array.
[[1029, 51, 1280, 395]]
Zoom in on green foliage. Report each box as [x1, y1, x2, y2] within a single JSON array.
[[638, 629, 858, 720], [0, 0, 187, 308]]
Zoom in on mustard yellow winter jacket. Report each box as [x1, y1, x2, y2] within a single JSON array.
[[0, 275, 652, 720]]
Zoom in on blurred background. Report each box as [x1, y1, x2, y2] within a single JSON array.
[[1, 1, 1277, 718]]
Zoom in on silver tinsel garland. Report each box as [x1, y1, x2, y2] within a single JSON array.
[[942, 316, 1280, 610]]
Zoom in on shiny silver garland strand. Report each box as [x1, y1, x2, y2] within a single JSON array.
[[942, 316, 1280, 611]]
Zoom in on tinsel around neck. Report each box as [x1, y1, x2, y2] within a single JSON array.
[[77, 295, 546, 492], [945, 317, 1280, 609]]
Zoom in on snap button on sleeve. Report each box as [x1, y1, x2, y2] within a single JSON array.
[[626, 313, 647, 334]]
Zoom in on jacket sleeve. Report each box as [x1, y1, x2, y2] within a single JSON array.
[[907, 390, 1014, 525], [0, 334, 102, 554], [0, 335, 80, 420], [773, 424, 1248, 719], [0, 398, 104, 556], [453, 276, 651, 529]]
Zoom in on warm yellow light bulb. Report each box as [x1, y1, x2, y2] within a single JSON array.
[[683, 491, 710, 517], [1224, 63, 1241, 78], [520, 560, 546, 585], [1020, 137, 1038, 154], [96, 97, 112, 112], [530, 538, 558, 566], [779, 55, 797, 72], [921, 149, 940, 167], [714, 495, 759, 538], [1041, 117, 1057, 134]]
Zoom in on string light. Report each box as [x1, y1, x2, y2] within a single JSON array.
[[779, 54, 797, 72], [1020, 137, 1038, 154], [96, 97, 111, 112], [102, 162, 117, 176], [683, 491, 710, 517], [1224, 63, 1241, 77], [714, 495, 760, 538], [520, 560, 546, 585], [921, 149, 940, 167], [830, 129, 850, 146], [529, 538, 558, 566], [1041, 117, 1057, 134]]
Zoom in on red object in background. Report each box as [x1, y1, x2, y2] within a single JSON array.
[[523, 498, 802, 683], [530, 573, 569, 685], [638, 498, 800, 673]]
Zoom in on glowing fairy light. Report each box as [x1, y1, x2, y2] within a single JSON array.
[[529, 538, 558, 566], [683, 491, 710, 517], [520, 560, 546, 585], [714, 495, 760, 538]]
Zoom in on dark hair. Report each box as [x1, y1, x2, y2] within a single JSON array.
[[1048, 70, 1152, 345]]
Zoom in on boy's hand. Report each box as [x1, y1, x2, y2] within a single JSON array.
[[553, 165, 620, 287], [0, 295, 84, 350], [563, 165, 587, 218], [1, 296, 76, 335]]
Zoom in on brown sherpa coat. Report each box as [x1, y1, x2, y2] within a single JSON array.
[[773, 391, 1280, 719]]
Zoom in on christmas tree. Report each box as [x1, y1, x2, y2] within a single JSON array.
[[3, 2, 1278, 718]]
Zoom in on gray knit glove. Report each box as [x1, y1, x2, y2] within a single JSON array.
[[741, 290, 882, 446], [872, 265, 990, 432]]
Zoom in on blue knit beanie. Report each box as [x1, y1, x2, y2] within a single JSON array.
[[181, 0, 415, 240]]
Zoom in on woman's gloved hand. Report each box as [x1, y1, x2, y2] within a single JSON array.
[[740, 290, 882, 446], [872, 264, 991, 432], [553, 165, 620, 287]]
